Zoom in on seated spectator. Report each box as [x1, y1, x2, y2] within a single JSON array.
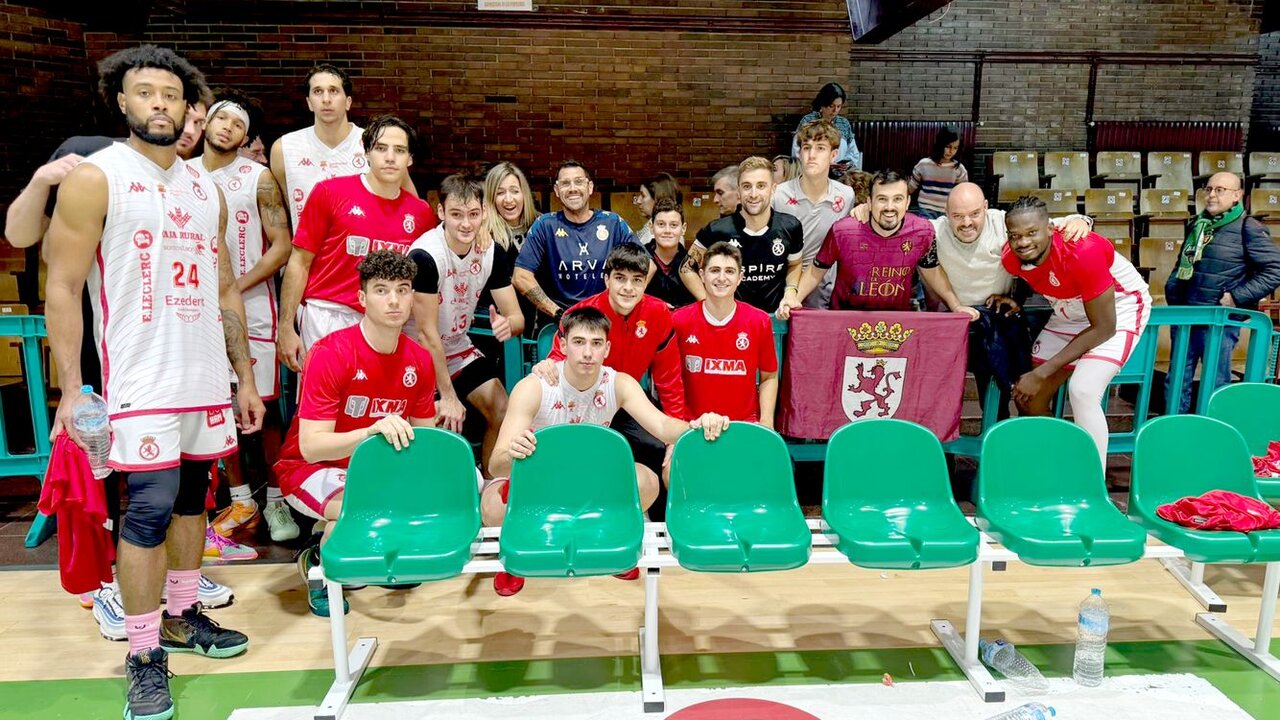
[[909, 127, 968, 219], [710, 165, 740, 218], [682, 156, 804, 315], [633, 172, 682, 245], [645, 199, 697, 308], [772, 155, 799, 185], [278, 251, 438, 617], [485, 307, 730, 596], [792, 82, 862, 174], [777, 170, 975, 320], [484, 161, 540, 252], [512, 160, 637, 325]]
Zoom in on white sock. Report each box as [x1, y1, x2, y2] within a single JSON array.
[[229, 484, 253, 505], [266, 486, 284, 504]]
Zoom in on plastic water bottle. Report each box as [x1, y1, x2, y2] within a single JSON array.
[[979, 639, 1049, 694], [1073, 587, 1110, 687], [71, 385, 111, 479], [983, 702, 1056, 720]]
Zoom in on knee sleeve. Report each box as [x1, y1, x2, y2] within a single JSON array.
[[121, 468, 181, 548], [172, 460, 214, 517]]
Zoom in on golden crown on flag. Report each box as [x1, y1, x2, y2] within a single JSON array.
[[848, 321, 914, 355]]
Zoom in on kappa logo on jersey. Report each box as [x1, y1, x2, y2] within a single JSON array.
[[138, 436, 160, 461], [349, 205, 365, 217], [635, 320, 648, 339], [299, 158, 314, 167], [772, 239, 786, 256], [402, 365, 418, 388], [224, 435, 236, 447], [736, 332, 750, 350], [235, 210, 250, 224], [1048, 271, 1061, 287], [402, 214, 416, 234], [555, 228, 568, 238], [705, 358, 748, 376], [129, 182, 148, 193], [595, 225, 608, 241], [345, 395, 370, 417], [685, 355, 703, 373], [786, 196, 799, 206], [728, 239, 742, 248], [206, 408, 226, 427], [685, 334, 699, 344], [167, 207, 193, 229], [354, 369, 368, 381], [192, 183, 207, 201], [371, 398, 408, 417], [133, 230, 154, 249], [228, 178, 242, 191]]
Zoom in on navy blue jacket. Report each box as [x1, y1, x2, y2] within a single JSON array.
[[1165, 214, 1280, 309]]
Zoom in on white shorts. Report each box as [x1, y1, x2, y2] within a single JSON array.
[[108, 408, 238, 473], [285, 465, 486, 520], [1033, 319, 1145, 370], [299, 300, 362, 351]]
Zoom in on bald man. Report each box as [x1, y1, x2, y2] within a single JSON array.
[[1165, 172, 1280, 412], [847, 183, 1093, 419]]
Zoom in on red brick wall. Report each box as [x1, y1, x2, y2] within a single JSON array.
[[0, 0, 1268, 207]]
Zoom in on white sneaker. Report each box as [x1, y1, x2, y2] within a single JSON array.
[[91, 583, 126, 641], [161, 574, 235, 609], [264, 500, 300, 542]]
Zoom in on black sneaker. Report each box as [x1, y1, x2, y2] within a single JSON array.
[[160, 603, 249, 659], [124, 647, 174, 720]]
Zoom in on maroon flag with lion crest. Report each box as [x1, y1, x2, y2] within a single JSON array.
[[778, 309, 969, 441]]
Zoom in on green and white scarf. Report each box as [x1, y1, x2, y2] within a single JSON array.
[[1175, 202, 1244, 280]]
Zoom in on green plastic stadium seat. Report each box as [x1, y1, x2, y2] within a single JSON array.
[[822, 420, 979, 570], [667, 422, 811, 572], [322, 428, 481, 585], [1208, 383, 1280, 499], [1131, 415, 1280, 563], [499, 424, 643, 577], [977, 418, 1145, 567]]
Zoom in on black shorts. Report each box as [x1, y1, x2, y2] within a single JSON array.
[[453, 353, 500, 402], [612, 409, 665, 475]]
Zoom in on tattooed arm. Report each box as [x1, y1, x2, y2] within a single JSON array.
[[679, 241, 707, 301], [512, 267, 562, 317], [233, 169, 292, 293]]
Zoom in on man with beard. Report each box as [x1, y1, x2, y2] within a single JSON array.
[[681, 156, 804, 314], [200, 91, 300, 543], [46, 45, 264, 720], [777, 170, 975, 319], [512, 160, 637, 324]]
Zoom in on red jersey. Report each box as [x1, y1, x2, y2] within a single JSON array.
[[294, 174, 438, 311], [671, 301, 778, 422], [549, 292, 687, 419], [274, 323, 436, 496], [1000, 231, 1148, 326]]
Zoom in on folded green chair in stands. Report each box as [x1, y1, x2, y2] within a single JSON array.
[[667, 422, 810, 572], [823, 420, 979, 570], [977, 417, 1145, 567]]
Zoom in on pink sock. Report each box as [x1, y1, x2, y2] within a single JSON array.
[[125, 609, 162, 656], [165, 569, 201, 614]]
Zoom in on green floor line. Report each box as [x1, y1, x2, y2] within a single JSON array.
[[4, 639, 1280, 720]]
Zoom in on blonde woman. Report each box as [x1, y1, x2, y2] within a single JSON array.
[[483, 161, 540, 251]]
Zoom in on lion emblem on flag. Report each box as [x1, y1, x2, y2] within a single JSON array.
[[841, 357, 906, 420]]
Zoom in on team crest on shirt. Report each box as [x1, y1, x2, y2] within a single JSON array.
[[403, 365, 418, 388], [833, 196, 845, 213], [228, 178, 242, 191], [192, 183, 207, 201], [593, 390, 607, 409], [736, 332, 750, 350], [133, 230, 153, 249], [403, 214, 416, 234], [1048, 271, 1061, 287], [596, 224, 608, 241], [292, 189, 304, 203], [470, 259, 483, 275], [772, 239, 786, 256], [235, 210, 250, 224], [238, 165, 253, 175], [901, 240, 912, 253], [635, 320, 648, 338], [353, 155, 367, 169], [138, 436, 160, 461]]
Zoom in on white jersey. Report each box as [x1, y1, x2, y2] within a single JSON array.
[[532, 363, 620, 429], [206, 156, 277, 343], [409, 226, 495, 375], [84, 145, 228, 418], [279, 124, 364, 227]]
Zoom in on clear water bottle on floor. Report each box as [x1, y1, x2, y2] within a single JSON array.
[[71, 385, 111, 479], [979, 639, 1049, 694], [983, 702, 1057, 720], [1073, 587, 1110, 687]]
